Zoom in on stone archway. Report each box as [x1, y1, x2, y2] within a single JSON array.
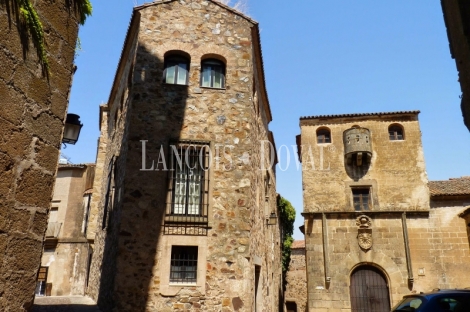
[[350, 265, 391, 312]]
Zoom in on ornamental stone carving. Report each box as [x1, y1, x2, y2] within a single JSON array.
[[356, 215, 372, 250]]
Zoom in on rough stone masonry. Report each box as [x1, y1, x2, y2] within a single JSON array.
[[0, 2, 81, 311]]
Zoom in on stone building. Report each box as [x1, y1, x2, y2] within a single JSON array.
[[0, 2, 84, 311], [297, 111, 470, 311], [284, 240, 307, 312], [440, 0, 470, 132], [36, 163, 95, 297], [86, 1, 282, 311]]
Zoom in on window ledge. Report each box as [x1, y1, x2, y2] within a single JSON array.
[[163, 83, 189, 87], [199, 86, 226, 91], [169, 283, 197, 286], [164, 216, 208, 223]]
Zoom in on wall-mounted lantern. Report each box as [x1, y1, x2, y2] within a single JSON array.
[[62, 114, 83, 145], [267, 212, 277, 226]]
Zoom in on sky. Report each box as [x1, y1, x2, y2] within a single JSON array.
[[66, 0, 470, 240]]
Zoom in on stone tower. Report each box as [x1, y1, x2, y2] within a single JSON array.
[[86, 1, 282, 311], [298, 111, 470, 311], [0, 2, 82, 310]]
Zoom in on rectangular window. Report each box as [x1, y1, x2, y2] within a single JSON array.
[[35, 266, 48, 296], [352, 188, 370, 211], [170, 246, 198, 284], [164, 142, 210, 235]]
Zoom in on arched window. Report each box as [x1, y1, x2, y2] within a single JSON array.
[[200, 58, 225, 88], [388, 124, 404, 140], [317, 127, 331, 144], [164, 53, 190, 85]]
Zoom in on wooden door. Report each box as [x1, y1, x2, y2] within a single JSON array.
[[350, 265, 390, 312]]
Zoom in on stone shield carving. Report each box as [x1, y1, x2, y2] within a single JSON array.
[[357, 232, 372, 250]]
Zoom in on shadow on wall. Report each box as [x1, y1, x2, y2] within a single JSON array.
[[94, 41, 190, 311]]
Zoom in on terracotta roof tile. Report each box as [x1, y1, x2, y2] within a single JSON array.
[[300, 110, 420, 120], [429, 177, 470, 196], [291, 240, 305, 249]]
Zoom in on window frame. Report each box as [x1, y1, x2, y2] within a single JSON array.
[[169, 245, 198, 284], [200, 58, 226, 89], [159, 236, 207, 296], [164, 141, 212, 235], [316, 127, 331, 144], [352, 187, 371, 211], [163, 55, 190, 85], [388, 124, 404, 141]]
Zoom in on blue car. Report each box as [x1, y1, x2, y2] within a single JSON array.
[[391, 289, 470, 312]]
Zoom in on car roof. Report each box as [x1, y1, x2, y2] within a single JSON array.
[[403, 289, 470, 300]]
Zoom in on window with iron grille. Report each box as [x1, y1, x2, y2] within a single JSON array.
[[170, 246, 198, 284], [164, 142, 210, 235], [388, 124, 404, 140], [352, 188, 371, 211], [317, 128, 331, 144]]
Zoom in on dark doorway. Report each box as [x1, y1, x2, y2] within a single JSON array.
[[286, 301, 297, 312], [350, 265, 390, 312]]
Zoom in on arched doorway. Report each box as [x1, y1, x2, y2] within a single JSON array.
[[350, 265, 390, 312]]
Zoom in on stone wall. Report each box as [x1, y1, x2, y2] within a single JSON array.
[[87, 1, 282, 311], [300, 112, 429, 213], [441, 0, 470, 131], [40, 164, 95, 296], [299, 112, 470, 311], [284, 242, 307, 312], [0, 1, 80, 310]]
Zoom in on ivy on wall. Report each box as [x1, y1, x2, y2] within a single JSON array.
[[1, 0, 92, 75], [278, 195, 296, 273]]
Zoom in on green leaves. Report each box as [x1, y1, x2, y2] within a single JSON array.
[[277, 196, 296, 273], [3, 0, 93, 76]]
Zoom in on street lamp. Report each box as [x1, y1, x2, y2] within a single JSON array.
[[267, 212, 277, 226], [62, 113, 83, 145]]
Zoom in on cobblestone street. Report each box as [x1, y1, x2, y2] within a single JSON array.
[[33, 296, 101, 312]]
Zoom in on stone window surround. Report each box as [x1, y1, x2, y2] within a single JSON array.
[[316, 126, 332, 145], [159, 235, 207, 296], [388, 123, 405, 141], [345, 180, 379, 211]]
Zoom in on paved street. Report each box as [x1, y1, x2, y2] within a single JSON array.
[[33, 296, 102, 312]]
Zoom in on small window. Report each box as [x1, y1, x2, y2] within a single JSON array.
[[201, 59, 225, 88], [164, 55, 190, 85], [389, 124, 404, 140], [352, 188, 370, 211], [35, 266, 48, 296], [170, 246, 198, 284], [317, 128, 331, 144]]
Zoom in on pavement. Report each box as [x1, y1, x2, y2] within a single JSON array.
[[32, 296, 102, 312]]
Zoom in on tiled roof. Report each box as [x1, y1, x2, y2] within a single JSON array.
[[291, 240, 305, 249], [300, 110, 420, 120], [429, 177, 470, 196]]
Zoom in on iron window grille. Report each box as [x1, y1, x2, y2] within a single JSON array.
[[389, 125, 404, 140], [164, 55, 190, 85], [170, 246, 198, 284], [317, 128, 331, 143], [352, 188, 371, 211], [200, 59, 225, 88], [164, 141, 210, 235]]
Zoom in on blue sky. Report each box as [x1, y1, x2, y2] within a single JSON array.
[[66, 0, 470, 239]]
